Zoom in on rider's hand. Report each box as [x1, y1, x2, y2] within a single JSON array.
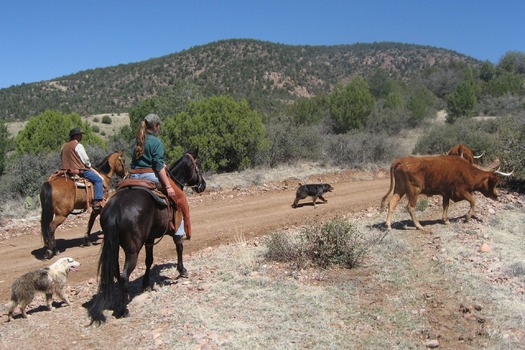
[[166, 186, 175, 198]]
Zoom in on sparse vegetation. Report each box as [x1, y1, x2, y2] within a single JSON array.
[[265, 216, 380, 269]]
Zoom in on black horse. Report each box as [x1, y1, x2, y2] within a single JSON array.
[[88, 150, 206, 323]]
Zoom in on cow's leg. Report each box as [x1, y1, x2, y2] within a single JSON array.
[[463, 193, 476, 221], [386, 193, 402, 230], [442, 197, 451, 224], [407, 196, 424, 230]]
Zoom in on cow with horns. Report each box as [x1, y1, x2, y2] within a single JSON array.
[[380, 155, 512, 231], [447, 144, 484, 164]]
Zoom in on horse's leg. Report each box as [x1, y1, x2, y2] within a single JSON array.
[[45, 215, 67, 259], [142, 245, 154, 291], [115, 252, 138, 318], [83, 211, 99, 246], [173, 235, 188, 277]]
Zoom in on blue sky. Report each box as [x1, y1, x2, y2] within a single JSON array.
[[1, 1, 524, 89]]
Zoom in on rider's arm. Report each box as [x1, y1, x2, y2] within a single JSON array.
[[157, 167, 175, 198], [75, 143, 92, 168]]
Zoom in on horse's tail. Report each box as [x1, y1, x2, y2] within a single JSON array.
[[40, 182, 54, 244], [89, 206, 120, 324]]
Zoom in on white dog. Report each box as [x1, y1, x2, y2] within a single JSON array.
[[6, 257, 80, 321]]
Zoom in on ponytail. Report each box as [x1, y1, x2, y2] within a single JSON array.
[[133, 121, 147, 159]]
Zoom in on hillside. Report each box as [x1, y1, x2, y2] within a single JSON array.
[[0, 39, 478, 121]]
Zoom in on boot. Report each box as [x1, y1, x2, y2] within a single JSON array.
[[92, 200, 103, 211]]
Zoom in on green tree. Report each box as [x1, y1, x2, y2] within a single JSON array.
[[384, 91, 404, 110], [128, 99, 157, 134], [479, 60, 496, 82], [0, 121, 10, 175], [329, 76, 375, 134], [128, 80, 203, 134], [406, 84, 437, 126], [15, 110, 105, 154], [498, 51, 525, 75], [447, 80, 477, 123], [482, 72, 525, 97], [162, 96, 267, 172], [286, 95, 328, 125]]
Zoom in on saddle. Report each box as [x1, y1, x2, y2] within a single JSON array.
[[48, 170, 97, 212], [116, 178, 168, 207], [116, 178, 178, 231]]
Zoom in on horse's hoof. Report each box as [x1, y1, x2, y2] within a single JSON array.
[[178, 268, 189, 278], [44, 249, 54, 260]]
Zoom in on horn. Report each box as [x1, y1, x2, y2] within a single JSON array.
[[494, 168, 513, 176], [474, 151, 485, 159]]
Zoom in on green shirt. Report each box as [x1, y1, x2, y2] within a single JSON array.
[[130, 131, 166, 172]]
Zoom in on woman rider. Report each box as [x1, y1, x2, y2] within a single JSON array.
[[129, 113, 192, 245]]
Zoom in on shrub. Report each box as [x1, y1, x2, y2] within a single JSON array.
[[93, 117, 100, 123], [494, 115, 525, 184], [264, 216, 375, 269], [475, 93, 524, 116], [102, 115, 112, 124], [257, 115, 323, 167], [0, 151, 60, 199], [15, 110, 105, 154], [162, 96, 267, 172], [414, 118, 499, 158], [325, 131, 399, 168], [92, 125, 100, 133]]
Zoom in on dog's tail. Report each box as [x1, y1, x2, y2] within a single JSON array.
[[89, 207, 121, 324], [40, 182, 54, 244]]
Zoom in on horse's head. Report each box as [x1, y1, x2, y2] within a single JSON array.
[[96, 151, 128, 179], [168, 149, 206, 193], [109, 151, 129, 178]]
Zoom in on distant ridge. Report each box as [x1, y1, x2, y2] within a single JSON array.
[[0, 39, 478, 121]]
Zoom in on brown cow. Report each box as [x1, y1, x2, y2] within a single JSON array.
[[380, 155, 511, 230], [447, 144, 484, 164]]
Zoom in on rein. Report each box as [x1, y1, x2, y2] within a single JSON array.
[[170, 153, 201, 189]]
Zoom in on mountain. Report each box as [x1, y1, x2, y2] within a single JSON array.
[[0, 39, 479, 121]]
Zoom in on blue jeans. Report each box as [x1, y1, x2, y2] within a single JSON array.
[[83, 169, 104, 201], [129, 172, 159, 183]]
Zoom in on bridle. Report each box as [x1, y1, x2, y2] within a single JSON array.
[[170, 153, 203, 190]]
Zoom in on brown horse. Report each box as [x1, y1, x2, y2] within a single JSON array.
[[39, 151, 128, 259]]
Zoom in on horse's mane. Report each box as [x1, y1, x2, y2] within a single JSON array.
[[168, 150, 198, 172], [96, 154, 112, 174]]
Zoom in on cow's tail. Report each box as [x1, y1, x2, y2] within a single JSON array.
[[89, 207, 120, 325], [40, 182, 54, 244], [380, 161, 397, 211]]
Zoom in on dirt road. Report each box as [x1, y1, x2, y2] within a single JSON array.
[[0, 170, 390, 301]]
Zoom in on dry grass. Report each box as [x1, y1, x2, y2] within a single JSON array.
[[5, 113, 129, 141], [1, 193, 524, 349]]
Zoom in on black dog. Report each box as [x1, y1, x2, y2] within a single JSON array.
[[291, 183, 334, 208]]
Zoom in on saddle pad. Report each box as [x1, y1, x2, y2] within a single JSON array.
[[117, 178, 158, 191], [116, 184, 168, 208]]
